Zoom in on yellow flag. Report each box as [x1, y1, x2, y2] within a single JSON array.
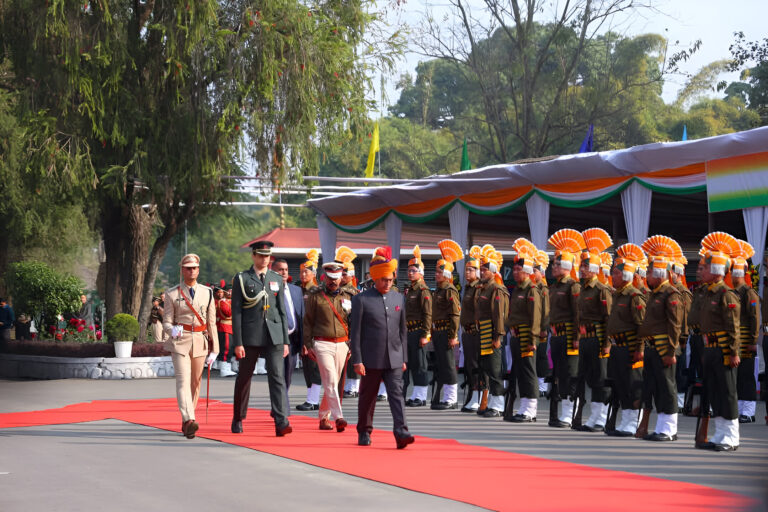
[[364, 122, 379, 178]]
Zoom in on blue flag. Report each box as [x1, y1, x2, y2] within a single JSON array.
[[579, 124, 594, 153], [682, 124, 688, 141]]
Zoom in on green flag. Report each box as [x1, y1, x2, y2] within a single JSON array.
[[460, 138, 471, 171]]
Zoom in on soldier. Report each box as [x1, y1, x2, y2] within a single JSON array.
[[604, 244, 646, 436], [475, 245, 509, 417], [162, 254, 219, 439], [215, 280, 236, 377], [695, 232, 741, 451], [670, 256, 693, 409], [461, 246, 483, 412], [635, 235, 684, 441], [573, 228, 613, 431], [430, 239, 463, 410], [533, 250, 551, 398], [546, 229, 585, 428], [599, 253, 614, 291], [504, 238, 542, 422], [683, 257, 708, 415], [731, 240, 760, 423], [231, 240, 292, 437], [634, 257, 651, 300], [297, 249, 323, 411], [303, 261, 351, 432], [149, 296, 164, 344], [404, 246, 432, 407], [336, 246, 362, 399]]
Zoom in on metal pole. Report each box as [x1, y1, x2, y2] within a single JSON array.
[[184, 219, 188, 255]]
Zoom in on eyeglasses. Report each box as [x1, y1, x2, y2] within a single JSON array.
[[406, 269, 419, 274], [183, 267, 199, 270]]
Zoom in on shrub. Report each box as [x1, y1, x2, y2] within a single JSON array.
[[104, 313, 139, 342], [4, 261, 83, 329], [0, 340, 168, 358]]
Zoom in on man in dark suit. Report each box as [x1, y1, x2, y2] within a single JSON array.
[[350, 246, 414, 449], [231, 241, 292, 437], [272, 258, 304, 411]]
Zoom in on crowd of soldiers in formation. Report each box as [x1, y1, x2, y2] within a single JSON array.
[[213, 230, 765, 452]]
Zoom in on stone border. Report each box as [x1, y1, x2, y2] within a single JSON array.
[[0, 353, 174, 380]]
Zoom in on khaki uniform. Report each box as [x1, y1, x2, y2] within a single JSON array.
[[506, 278, 542, 403], [699, 280, 741, 421], [300, 282, 322, 391], [576, 277, 612, 405], [735, 284, 760, 404], [475, 279, 509, 397], [304, 285, 351, 422], [162, 283, 219, 423], [341, 283, 360, 383], [686, 284, 707, 388], [461, 280, 481, 390], [405, 278, 432, 390], [431, 280, 461, 395], [606, 284, 646, 411]]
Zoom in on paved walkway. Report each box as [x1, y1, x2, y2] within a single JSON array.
[[1, 374, 766, 511]]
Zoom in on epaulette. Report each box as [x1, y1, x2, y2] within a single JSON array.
[[308, 285, 322, 295]]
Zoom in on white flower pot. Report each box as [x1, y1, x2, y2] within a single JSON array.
[[114, 341, 133, 358]]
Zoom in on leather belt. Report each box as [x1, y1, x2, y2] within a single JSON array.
[[313, 336, 348, 343], [177, 323, 207, 332]]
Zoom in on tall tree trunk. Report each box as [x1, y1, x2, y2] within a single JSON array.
[[136, 210, 184, 343], [120, 204, 153, 316], [101, 203, 124, 319]]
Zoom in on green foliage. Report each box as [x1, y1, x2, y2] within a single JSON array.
[[4, 261, 83, 327], [104, 313, 139, 342]]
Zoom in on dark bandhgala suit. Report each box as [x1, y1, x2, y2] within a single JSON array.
[[350, 287, 410, 439]]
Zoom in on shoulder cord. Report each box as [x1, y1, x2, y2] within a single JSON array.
[[237, 273, 269, 310]]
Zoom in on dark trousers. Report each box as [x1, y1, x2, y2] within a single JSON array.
[[702, 347, 738, 419], [404, 330, 429, 388], [233, 345, 289, 428], [462, 330, 481, 389], [577, 336, 608, 403], [687, 334, 704, 383], [217, 331, 232, 361], [675, 338, 688, 393], [284, 351, 298, 411], [510, 336, 538, 399], [608, 345, 643, 409], [736, 356, 757, 401], [301, 353, 322, 387], [346, 357, 358, 380], [479, 346, 505, 396], [356, 367, 409, 438], [432, 330, 458, 386], [536, 335, 551, 380], [549, 335, 578, 400], [642, 348, 677, 415]]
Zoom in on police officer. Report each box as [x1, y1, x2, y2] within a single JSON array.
[[636, 235, 684, 441], [231, 241, 292, 437], [304, 261, 351, 432], [670, 257, 693, 409], [461, 247, 483, 412], [574, 228, 613, 431], [604, 244, 646, 436], [504, 238, 542, 422], [475, 246, 509, 417], [404, 246, 432, 407], [533, 250, 551, 398], [297, 249, 323, 411], [546, 229, 585, 428], [431, 240, 462, 409], [162, 254, 219, 439], [731, 241, 760, 423]]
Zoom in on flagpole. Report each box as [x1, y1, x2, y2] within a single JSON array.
[[378, 74, 384, 178]]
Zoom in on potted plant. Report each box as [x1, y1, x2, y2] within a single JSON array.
[[105, 313, 140, 358]]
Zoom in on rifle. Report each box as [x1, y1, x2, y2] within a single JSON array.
[[635, 408, 651, 438], [477, 389, 489, 414], [694, 380, 711, 448], [548, 376, 560, 424]]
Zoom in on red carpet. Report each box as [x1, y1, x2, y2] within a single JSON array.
[[0, 399, 754, 511]]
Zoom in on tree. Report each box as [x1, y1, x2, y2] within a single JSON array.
[[409, 1, 696, 162], [720, 32, 768, 125], [2, 1, 402, 341]]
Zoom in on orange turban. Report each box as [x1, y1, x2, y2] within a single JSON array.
[[370, 246, 397, 280]]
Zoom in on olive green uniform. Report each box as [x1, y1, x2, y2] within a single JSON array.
[[535, 281, 552, 386], [734, 283, 760, 407], [548, 276, 581, 424], [577, 277, 612, 405], [405, 278, 432, 397], [475, 279, 509, 402], [461, 280, 481, 392], [431, 280, 461, 405], [606, 284, 646, 412]]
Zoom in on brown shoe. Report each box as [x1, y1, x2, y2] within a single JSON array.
[[319, 418, 333, 430], [335, 418, 348, 432], [276, 424, 293, 437], [183, 420, 198, 439]]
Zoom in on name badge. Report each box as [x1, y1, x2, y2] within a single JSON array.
[[342, 299, 352, 311], [270, 281, 279, 292]]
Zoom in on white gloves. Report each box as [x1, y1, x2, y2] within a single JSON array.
[[206, 353, 218, 366]]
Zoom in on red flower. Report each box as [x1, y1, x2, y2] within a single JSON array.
[[69, 318, 79, 325], [96, 330, 102, 340], [48, 325, 56, 334], [89, 325, 95, 331], [77, 325, 85, 333], [55, 332, 63, 341]]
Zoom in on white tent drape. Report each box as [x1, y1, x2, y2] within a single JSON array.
[[743, 205, 768, 303], [525, 193, 550, 249], [621, 181, 653, 244], [449, 203, 470, 287], [385, 213, 403, 264], [316, 213, 337, 266]]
